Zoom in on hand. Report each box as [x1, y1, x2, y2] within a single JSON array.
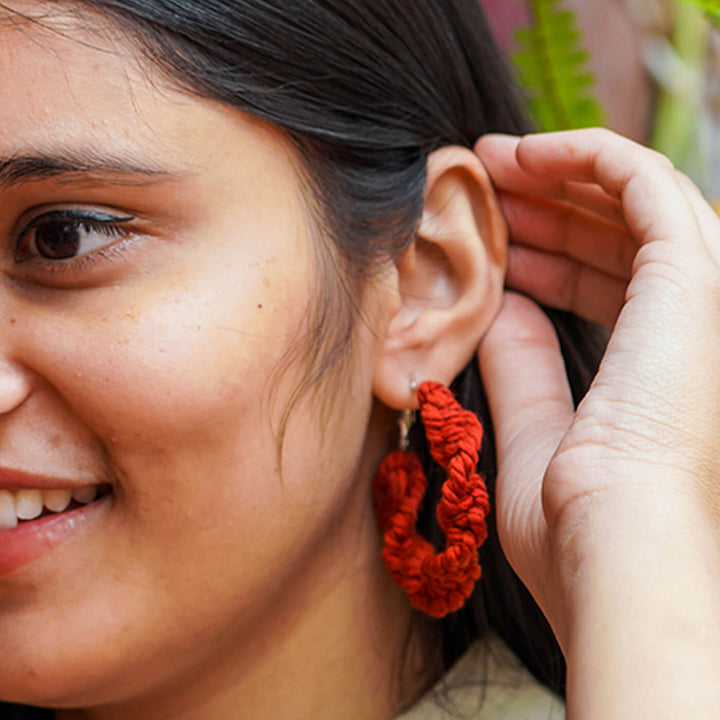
[[475, 129, 720, 717]]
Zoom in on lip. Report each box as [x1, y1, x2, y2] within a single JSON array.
[[0, 465, 99, 491], [0, 494, 110, 578]]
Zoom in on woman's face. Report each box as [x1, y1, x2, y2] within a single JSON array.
[[0, 4, 395, 710]]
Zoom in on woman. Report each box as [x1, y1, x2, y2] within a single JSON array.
[[1, 1, 719, 718]]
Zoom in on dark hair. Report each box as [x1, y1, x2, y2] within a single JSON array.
[[1, 1, 606, 717]]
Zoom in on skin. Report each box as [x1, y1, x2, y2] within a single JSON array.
[[7, 3, 718, 720], [0, 7, 407, 719], [476, 130, 720, 717], [0, 4, 504, 718]]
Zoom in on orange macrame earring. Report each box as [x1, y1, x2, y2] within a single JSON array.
[[373, 381, 489, 618]]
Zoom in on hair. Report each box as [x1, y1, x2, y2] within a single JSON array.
[[2, 1, 607, 717]]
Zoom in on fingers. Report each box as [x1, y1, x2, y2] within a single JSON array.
[[508, 129, 705, 254], [476, 128, 720, 327], [478, 133, 636, 326], [499, 189, 632, 326], [500, 192, 636, 280], [476, 133, 626, 226], [507, 245, 627, 327], [478, 293, 576, 593], [478, 293, 574, 466], [675, 172, 720, 265]]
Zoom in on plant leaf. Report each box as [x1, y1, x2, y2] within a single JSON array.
[[512, 0, 605, 131]]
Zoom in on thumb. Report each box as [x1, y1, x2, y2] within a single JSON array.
[[477, 293, 574, 597]]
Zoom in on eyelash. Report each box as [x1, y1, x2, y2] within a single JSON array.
[[14, 209, 135, 276]]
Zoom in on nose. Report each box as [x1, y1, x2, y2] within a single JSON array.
[[0, 359, 31, 414]]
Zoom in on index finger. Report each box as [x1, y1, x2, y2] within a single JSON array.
[[475, 133, 625, 227], [512, 129, 704, 253]]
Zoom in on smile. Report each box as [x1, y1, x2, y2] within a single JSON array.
[[0, 484, 110, 530], [0, 479, 112, 578]]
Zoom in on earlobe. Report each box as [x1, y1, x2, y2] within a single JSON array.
[[373, 146, 507, 410]]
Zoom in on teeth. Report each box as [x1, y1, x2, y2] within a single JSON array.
[[0, 491, 17, 530], [0, 485, 102, 529], [72, 486, 98, 505], [43, 489, 73, 513], [15, 489, 44, 520]]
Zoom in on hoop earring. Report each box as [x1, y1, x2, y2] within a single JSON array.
[[373, 381, 489, 618]]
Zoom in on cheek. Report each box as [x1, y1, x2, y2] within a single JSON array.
[[9, 229, 330, 561], [0, 242, 383, 707], [24, 253, 308, 451]]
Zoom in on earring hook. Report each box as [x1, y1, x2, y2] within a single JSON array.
[[398, 379, 419, 451]]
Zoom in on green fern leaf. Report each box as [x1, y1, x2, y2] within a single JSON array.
[[677, 0, 720, 24], [512, 0, 604, 131]]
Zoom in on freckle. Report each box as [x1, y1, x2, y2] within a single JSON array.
[[9, 318, 16, 324], [263, 277, 271, 288], [257, 304, 263, 309]]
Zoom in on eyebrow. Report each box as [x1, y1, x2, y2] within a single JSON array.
[[0, 149, 189, 189]]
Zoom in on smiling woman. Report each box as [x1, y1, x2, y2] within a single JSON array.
[[0, 3, 570, 718], [3, 1, 720, 720], [0, 6, 386, 714]]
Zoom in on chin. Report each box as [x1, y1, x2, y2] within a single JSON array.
[[0, 638, 130, 709]]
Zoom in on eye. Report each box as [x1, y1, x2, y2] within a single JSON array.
[[16, 209, 134, 262]]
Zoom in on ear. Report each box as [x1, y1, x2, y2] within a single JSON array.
[[373, 146, 507, 410]]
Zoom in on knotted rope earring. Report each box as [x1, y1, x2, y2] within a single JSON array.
[[373, 381, 489, 618]]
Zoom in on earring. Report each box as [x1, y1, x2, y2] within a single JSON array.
[[373, 381, 489, 618]]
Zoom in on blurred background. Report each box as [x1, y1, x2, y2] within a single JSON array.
[[479, 0, 720, 205]]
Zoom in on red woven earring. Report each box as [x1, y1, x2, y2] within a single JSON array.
[[373, 381, 489, 618]]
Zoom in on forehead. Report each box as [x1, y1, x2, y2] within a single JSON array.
[[3, 2, 270, 195], [0, 0, 135, 75], [0, 1, 307, 246], [0, 2, 177, 152], [0, 0, 89, 29], [0, 0, 301, 196]]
